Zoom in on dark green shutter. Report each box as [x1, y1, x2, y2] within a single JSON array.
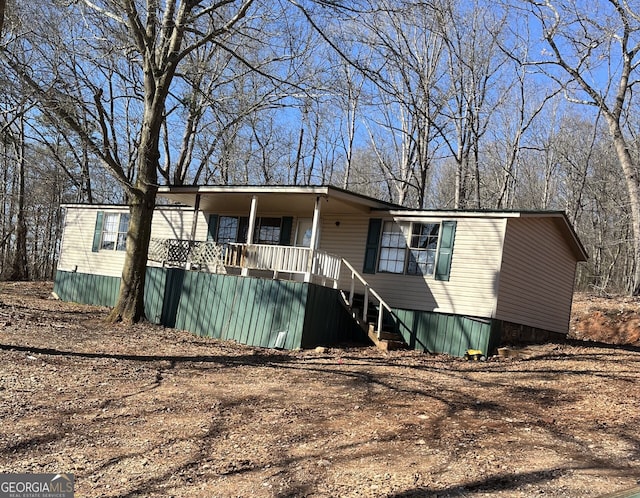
[[207, 214, 218, 241], [238, 217, 249, 243], [279, 217, 293, 246], [435, 220, 457, 281], [363, 218, 382, 274], [92, 211, 104, 252]]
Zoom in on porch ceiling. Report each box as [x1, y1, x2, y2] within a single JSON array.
[[157, 185, 393, 216]]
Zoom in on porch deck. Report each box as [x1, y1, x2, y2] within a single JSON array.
[[147, 238, 342, 287]]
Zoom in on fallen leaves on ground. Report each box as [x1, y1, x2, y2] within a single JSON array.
[[0, 282, 639, 497]]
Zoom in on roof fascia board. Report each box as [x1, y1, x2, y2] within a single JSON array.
[[61, 203, 193, 211], [157, 185, 400, 210], [61, 203, 129, 209], [383, 209, 524, 219], [157, 185, 330, 196]]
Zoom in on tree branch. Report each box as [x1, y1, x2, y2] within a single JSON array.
[[1, 54, 133, 193], [81, 0, 125, 24]]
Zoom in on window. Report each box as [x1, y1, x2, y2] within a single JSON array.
[[377, 221, 441, 276], [407, 223, 439, 276], [216, 216, 248, 245], [254, 217, 281, 245], [217, 216, 239, 245], [377, 221, 406, 273], [101, 213, 129, 251], [215, 216, 284, 245], [295, 219, 313, 248]]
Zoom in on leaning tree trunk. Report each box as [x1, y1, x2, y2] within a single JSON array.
[[107, 13, 169, 323], [608, 119, 640, 295], [108, 183, 157, 323]]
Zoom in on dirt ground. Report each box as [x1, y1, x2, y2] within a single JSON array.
[[0, 282, 639, 498], [569, 292, 640, 345]]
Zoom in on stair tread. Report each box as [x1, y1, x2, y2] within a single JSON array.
[[367, 329, 406, 351], [341, 289, 404, 351]]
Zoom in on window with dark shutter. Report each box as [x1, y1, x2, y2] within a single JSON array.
[[363, 218, 382, 274], [435, 221, 457, 281]]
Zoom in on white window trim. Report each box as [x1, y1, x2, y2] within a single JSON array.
[[377, 220, 442, 277], [100, 212, 129, 251]]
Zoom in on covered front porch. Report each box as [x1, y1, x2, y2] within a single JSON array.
[[149, 185, 409, 349], [152, 185, 394, 287]]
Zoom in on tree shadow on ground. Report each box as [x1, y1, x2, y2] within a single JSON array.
[[0, 342, 295, 367], [387, 468, 567, 497]]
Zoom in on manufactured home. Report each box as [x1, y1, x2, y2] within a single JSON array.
[[54, 185, 588, 356]]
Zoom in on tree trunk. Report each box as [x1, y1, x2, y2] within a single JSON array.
[[0, 0, 5, 37], [7, 118, 28, 281], [108, 118, 160, 322], [473, 142, 481, 209], [107, 185, 157, 323], [607, 117, 640, 295], [81, 142, 93, 203]]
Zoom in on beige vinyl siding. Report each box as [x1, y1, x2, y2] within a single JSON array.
[[58, 207, 129, 277], [317, 214, 368, 269], [58, 206, 199, 277], [319, 215, 506, 318], [150, 207, 206, 240], [495, 217, 577, 333]]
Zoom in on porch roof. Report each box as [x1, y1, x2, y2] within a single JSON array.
[[156, 184, 401, 216]]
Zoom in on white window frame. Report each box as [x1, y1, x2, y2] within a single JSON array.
[[377, 220, 441, 276], [407, 222, 440, 276], [101, 212, 129, 251]]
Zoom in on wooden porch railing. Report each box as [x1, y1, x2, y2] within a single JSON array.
[[227, 243, 341, 286], [340, 258, 395, 340], [148, 238, 341, 287]]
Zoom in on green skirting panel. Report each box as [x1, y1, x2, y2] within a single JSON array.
[[54, 268, 169, 325], [301, 285, 366, 348], [54, 269, 504, 355], [54, 270, 120, 308], [54, 269, 357, 350], [171, 272, 309, 349], [393, 307, 498, 357]]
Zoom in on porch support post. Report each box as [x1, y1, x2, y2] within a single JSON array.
[[190, 194, 201, 241], [243, 195, 258, 276], [305, 196, 321, 283]]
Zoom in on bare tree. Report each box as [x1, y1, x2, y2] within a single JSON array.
[[521, 0, 640, 295], [0, 0, 5, 38], [431, 0, 509, 208], [346, 0, 448, 207], [1, 0, 364, 318], [572, 134, 632, 293], [477, 17, 563, 210], [2, 0, 257, 320], [165, 24, 299, 186], [4, 113, 27, 280], [323, 0, 510, 209], [333, 60, 367, 190]]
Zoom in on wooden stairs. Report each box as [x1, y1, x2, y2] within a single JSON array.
[[338, 258, 407, 351], [367, 324, 406, 351], [341, 291, 406, 351]]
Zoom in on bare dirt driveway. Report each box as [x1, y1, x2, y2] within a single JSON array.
[[0, 282, 639, 497]]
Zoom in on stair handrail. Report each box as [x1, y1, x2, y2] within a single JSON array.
[[340, 258, 394, 339]]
